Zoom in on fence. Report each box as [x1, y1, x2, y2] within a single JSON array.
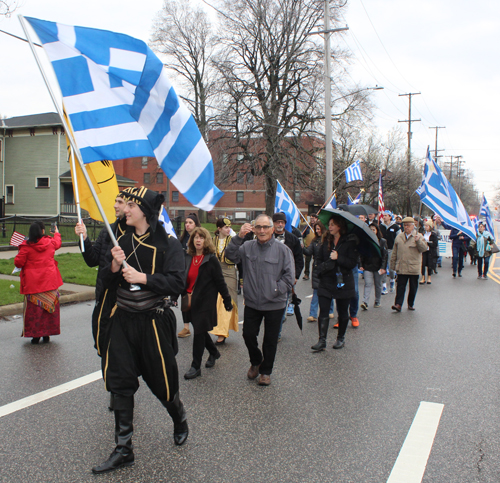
[[0, 215, 105, 247]]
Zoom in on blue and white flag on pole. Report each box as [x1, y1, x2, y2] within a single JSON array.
[[25, 17, 223, 211], [347, 190, 362, 205], [325, 192, 337, 210], [275, 181, 301, 232], [479, 194, 495, 239], [345, 160, 363, 183], [159, 206, 177, 238], [416, 148, 476, 240]]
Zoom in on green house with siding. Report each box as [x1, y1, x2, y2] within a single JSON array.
[[0, 112, 135, 217]]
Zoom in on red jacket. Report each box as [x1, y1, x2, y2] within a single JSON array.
[[14, 234, 63, 294]]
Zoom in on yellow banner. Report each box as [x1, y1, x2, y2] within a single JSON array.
[[64, 112, 119, 223]]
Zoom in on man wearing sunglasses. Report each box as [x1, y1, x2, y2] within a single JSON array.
[[225, 214, 294, 386]]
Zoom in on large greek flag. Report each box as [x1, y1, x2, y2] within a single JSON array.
[[416, 148, 476, 240], [275, 181, 301, 232], [479, 194, 495, 239], [345, 160, 363, 183], [25, 17, 223, 211]]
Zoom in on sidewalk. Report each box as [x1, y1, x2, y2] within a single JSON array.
[[0, 246, 95, 316]]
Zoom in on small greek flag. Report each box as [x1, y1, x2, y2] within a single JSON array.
[[275, 181, 301, 232], [159, 207, 177, 238], [345, 160, 363, 183], [25, 17, 223, 211], [325, 192, 336, 210], [479, 194, 495, 239]]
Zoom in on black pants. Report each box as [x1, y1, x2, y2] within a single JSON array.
[[421, 252, 433, 277], [319, 296, 349, 338], [304, 255, 311, 276], [192, 332, 218, 369], [394, 274, 419, 308], [102, 308, 179, 402], [243, 306, 284, 375]]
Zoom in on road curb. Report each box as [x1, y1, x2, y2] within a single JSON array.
[[0, 291, 95, 317]]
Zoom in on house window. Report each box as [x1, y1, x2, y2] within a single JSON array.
[[36, 177, 50, 188], [247, 172, 254, 184], [144, 173, 150, 184], [236, 172, 244, 184], [142, 157, 148, 168], [236, 191, 244, 203], [295, 191, 301, 202], [5, 185, 14, 204], [172, 191, 179, 202], [156, 172, 163, 184]]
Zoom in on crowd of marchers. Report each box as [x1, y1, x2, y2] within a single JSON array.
[[11, 187, 496, 474]]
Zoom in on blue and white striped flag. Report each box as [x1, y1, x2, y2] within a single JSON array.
[[159, 206, 177, 238], [275, 181, 301, 232], [325, 192, 336, 210], [345, 160, 363, 183], [479, 194, 495, 239], [416, 148, 476, 240], [25, 17, 223, 211]]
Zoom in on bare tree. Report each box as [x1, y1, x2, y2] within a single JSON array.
[[150, 0, 219, 139], [0, 1, 18, 17], [212, 0, 349, 214]]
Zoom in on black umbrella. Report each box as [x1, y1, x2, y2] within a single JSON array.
[[317, 208, 382, 258], [291, 292, 303, 332], [338, 204, 378, 217]]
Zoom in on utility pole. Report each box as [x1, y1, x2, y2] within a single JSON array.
[[429, 126, 445, 165], [455, 156, 464, 196], [398, 92, 421, 216]]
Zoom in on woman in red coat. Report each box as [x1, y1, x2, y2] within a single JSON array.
[[14, 221, 63, 344]]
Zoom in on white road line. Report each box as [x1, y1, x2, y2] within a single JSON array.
[[238, 320, 244, 325], [387, 401, 444, 483], [305, 294, 313, 299], [0, 370, 102, 419]]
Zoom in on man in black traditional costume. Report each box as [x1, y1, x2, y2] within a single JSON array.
[[92, 186, 188, 474]]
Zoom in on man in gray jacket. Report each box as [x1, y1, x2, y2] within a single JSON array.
[[225, 214, 295, 386]]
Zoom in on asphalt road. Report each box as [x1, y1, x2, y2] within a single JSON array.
[[1, 255, 500, 483]]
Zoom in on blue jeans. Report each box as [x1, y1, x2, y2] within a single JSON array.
[[309, 289, 334, 318], [349, 265, 359, 318]]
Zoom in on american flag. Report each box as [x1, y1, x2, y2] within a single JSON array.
[[377, 171, 385, 222], [10, 231, 26, 247]]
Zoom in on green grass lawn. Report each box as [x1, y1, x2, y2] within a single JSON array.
[[0, 253, 98, 287], [0, 279, 24, 305]]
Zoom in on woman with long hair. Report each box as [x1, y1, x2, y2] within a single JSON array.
[[14, 221, 63, 344], [311, 215, 359, 352], [303, 221, 334, 322], [178, 212, 201, 338], [360, 223, 388, 310], [210, 218, 239, 344], [182, 227, 232, 379], [420, 220, 439, 284]]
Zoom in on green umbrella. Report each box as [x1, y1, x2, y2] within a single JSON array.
[[318, 208, 382, 258]]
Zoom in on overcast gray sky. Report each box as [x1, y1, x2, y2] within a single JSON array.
[[1, 0, 498, 206]]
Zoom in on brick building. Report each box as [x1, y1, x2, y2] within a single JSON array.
[[113, 130, 326, 222]]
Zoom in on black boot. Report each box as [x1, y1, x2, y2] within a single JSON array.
[[332, 317, 348, 349], [161, 392, 189, 446], [92, 396, 134, 474], [311, 317, 329, 351]]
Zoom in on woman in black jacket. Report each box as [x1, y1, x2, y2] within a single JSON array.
[[420, 220, 439, 284], [359, 224, 388, 310], [311, 215, 359, 351], [303, 222, 334, 322], [182, 227, 232, 380]]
